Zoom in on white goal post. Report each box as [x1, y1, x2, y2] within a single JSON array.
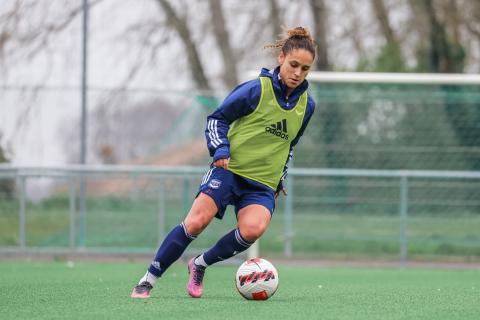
[[243, 70, 480, 260], [307, 71, 480, 85], [247, 70, 480, 85]]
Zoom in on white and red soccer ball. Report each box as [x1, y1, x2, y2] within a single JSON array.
[[235, 258, 279, 300]]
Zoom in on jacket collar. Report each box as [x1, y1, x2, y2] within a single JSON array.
[[259, 67, 309, 99]]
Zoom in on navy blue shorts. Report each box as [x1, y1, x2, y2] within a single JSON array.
[[198, 167, 276, 219]]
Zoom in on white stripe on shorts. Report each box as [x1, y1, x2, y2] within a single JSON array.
[[201, 167, 214, 185]]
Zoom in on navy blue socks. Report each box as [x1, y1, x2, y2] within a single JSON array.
[[147, 222, 196, 278], [146, 224, 254, 281], [201, 228, 254, 266]]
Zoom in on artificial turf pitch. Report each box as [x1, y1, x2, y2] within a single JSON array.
[[0, 261, 478, 320]]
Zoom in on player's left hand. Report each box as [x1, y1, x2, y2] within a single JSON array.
[[213, 158, 229, 170]]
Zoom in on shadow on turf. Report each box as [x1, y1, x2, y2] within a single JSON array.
[[132, 294, 290, 303]]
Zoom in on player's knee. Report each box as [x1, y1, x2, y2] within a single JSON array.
[[239, 223, 268, 242], [184, 218, 207, 236], [184, 209, 212, 236]]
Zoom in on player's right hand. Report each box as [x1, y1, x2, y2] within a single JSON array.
[[213, 158, 229, 170]]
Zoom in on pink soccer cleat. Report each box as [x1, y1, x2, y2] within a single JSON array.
[[131, 281, 153, 299], [187, 258, 206, 298]]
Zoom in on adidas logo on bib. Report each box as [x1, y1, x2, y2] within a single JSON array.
[[265, 119, 289, 140]]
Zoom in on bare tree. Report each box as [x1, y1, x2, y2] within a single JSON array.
[[412, 0, 465, 73], [464, 1, 480, 71], [371, 0, 397, 46], [4, 0, 480, 168], [343, 3, 367, 61], [309, 0, 329, 70], [0, 0, 103, 142], [465, 0, 480, 39], [269, 0, 282, 40], [155, 0, 211, 91], [0, 1, 103, 70], [208, 0, 238, 88], [369, 0, 408, 72], [444, 0, 461, 45]]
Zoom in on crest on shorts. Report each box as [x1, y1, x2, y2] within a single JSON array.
[[208, 179, 222, 189]]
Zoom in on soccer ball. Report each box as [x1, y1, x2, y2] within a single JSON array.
[[235, 258, 279, 300]]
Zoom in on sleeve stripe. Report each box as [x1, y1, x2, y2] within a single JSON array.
[[208, 119, 222, 148], [208, 120, 219, 148], [212, 120, 222, 146]]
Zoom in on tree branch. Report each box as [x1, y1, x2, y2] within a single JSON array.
[[309, 0, 330, 70], [156, 0, 211, 91], [208, 0, 238, 88]]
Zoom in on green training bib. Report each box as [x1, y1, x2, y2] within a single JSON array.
[[227, 76, 308, 190]]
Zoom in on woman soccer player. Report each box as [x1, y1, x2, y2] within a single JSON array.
[[131, 26, 316, 298]]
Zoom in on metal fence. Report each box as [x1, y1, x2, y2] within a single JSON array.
[[1, 165, 479, 265]]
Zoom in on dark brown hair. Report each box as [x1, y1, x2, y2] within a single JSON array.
[[265, 27, 316, 58]]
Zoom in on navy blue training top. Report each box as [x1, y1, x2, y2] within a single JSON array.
[[204, 66, 316, 192]]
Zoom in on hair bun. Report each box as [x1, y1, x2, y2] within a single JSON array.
[[264, 26, 316, 57], [287, 27, 312, 40]]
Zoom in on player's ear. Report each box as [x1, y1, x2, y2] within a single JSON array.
[[277, 52, 285, 65]]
